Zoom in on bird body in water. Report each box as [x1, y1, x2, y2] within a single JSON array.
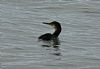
[[38, 21, 62, 41]]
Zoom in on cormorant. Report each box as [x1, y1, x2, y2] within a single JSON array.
[[38, 21, 62, 41]]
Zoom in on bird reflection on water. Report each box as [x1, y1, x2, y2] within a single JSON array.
[[38, 21, 62, 56]]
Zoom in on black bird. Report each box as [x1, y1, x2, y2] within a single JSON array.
[[38, 21, 62, 41]]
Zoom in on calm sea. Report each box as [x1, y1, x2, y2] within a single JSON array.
[[0, 0, 100, 69]]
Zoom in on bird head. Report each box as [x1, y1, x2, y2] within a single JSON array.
[[43, 21, 61, 29]]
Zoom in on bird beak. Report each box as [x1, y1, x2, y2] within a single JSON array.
[[43, 22, 56, 29], [43, 22, 50, 25]]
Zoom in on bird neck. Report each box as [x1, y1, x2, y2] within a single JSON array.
[[53, 28, 61, 37]]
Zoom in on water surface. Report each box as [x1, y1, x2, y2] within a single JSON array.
[[0, 0, 100, 69]]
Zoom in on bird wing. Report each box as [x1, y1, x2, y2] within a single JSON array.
[[38, 33, 52, 41]]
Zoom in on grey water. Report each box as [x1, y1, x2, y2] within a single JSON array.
[[0, 0, 100, 69]]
